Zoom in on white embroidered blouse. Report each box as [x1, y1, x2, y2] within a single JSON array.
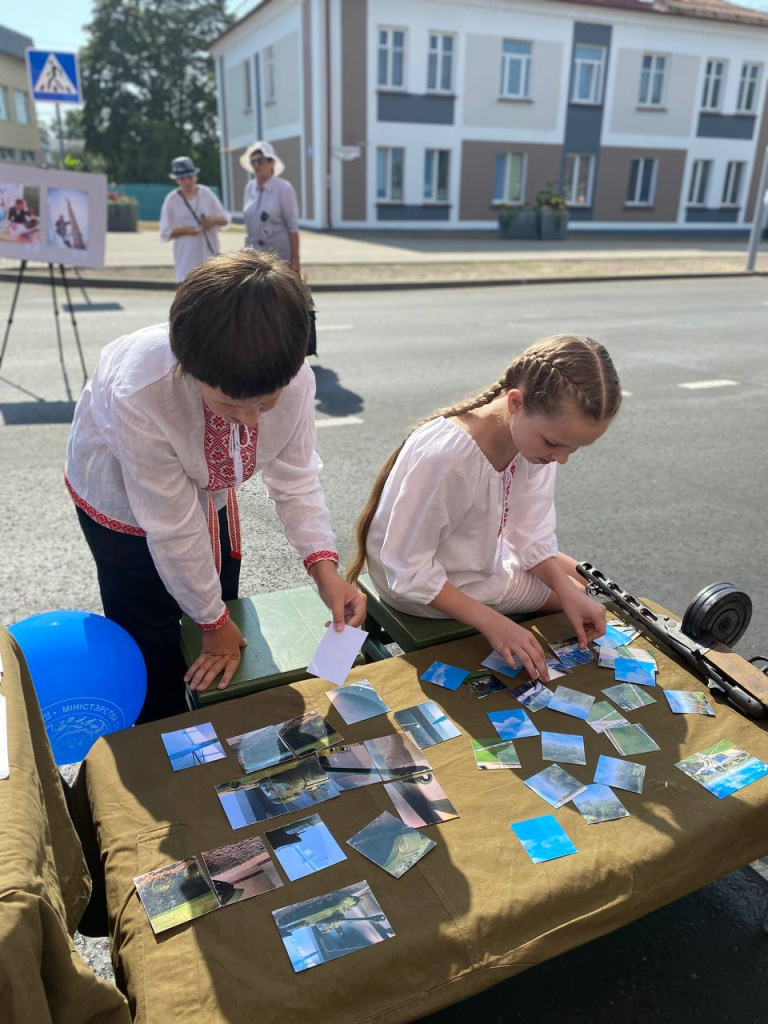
[[65, 324, 338, 629], [365, 417, 559, 616]]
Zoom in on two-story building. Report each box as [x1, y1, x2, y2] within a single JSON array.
[[209, 0, 768, 233], [0, 25, 42, 166]]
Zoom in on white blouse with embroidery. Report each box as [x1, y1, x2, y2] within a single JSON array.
[[65, 324, 338, 629], [365, 417, 558, 617]]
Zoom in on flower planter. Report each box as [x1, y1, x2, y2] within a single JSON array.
[[107, 200, 139, 232], [538, 208, 569, 241], [498, 209, 538, 240]]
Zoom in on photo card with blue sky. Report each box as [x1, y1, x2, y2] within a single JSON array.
[[325, 679, 390, 725], [664, 690, 715, 716], [200, 836, 283, 906], [597, 644, 635, 669], [465, 672, 507, 698], [384, 773, 460, 827], [487, 708, 540, 740], [548, 685, 594, 720], [675, 739, 768, 799], [594, 754, 646, 794], [605, 723, 660, 756], [347, 810, 436, 878], [481, 650, 525, 679], [547, 639, 595, 671], [593, 624, 635, 649], [572, 784, 630, 824], [161, 722, 226, 771], [364, 733, 432, 781], [266, 813, 347, 881], [614, 657, 657, 687], [393, 700, 461, 748], [471, 738, 521, 770], [602, 683, 656, 712], [226, 724, 294, 774], [278, 711, 343, 758], [134, 857, 219, 934], [524, 764, 587, 808], [510, 815, 577, 864], [215, 775, 288, 830], [586, 701, 629, 734], [420, 660, 469, 690], [541, 731, 586, 765], [508, 680, 554, 713], [317, 743, 383, 790]]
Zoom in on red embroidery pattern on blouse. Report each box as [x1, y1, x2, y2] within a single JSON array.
[[497, 464, 516, 537], [203, 404, 257, 491], [65, 476, 147, 537], [197, 607, 231, 631], [303, 550, 340, 572]]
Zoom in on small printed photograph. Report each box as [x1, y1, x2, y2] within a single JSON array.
[[510, 814, 577, 864], [364, 733, 432, 780], [226, 724, 294, 774], [675, 739, 768, 799], [605, 723, 660, 756], [465, 672, 507, 698], [215, 775, 288, 829], [631, 648, 658, 666], [548, 639, 595, 671], [614, 657, 656, 687], [347, 810, 436, 878], [266, 813, 347, 881], [508, 680, 554, 713], [200, 836, 283, 906], [384, 772, 460, 827], [0, 183, 41, 248], [317, 743, 383, 790], [594, 624, 635, 649], [544, 656, 570, 681], [481, 651, 524, 679], [265, 755, 340, 811], [593, 754, 646, 794], [607, 620, 640, 642], [602, 683, 657, 712], [586, 700, 630, 734], [548, 685, 595, 721], [272, 879, 395, 973], [420, 660, 470, 690], [597, 644, 634, 669], [134, 857, 219, 934], [524, 764, 587, 809], [393, 700, 461, 749], [325, 679, 390, 725], [279, 711, 343, 758], [471, 737, 521, 770], [487, 708, 540, 740], [541, 731, 586, 765], [572, 784, 630, 824], [161, 722, 226, 771], [664, 690, 715, 716], [47, 187, 89, 252]]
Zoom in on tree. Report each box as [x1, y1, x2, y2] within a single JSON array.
[[80, 0, 232, 184]]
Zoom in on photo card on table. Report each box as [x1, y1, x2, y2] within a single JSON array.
[[675, 739, 768, 799], [614, 657, 657, 687], [465, 672, 507, 698], [325, 679, 390, 725], [364, 733, 433, 781], [508, 680, 554, 713], [572, 784, 630, 824], [226, 724, 294, 774], [510, 815, 577, 864], [317, 743, 383, 791], [481, 651, 524, 679], [487, 708, 540, 740], [540, 731, 586, 766], [384, 773, 460, 827], [215, 775, 288, 829], [161, 722, 226, 771], [605, 723, 660, 756], [664, 690, 715, 716], [593, 754, 646, 794], [278, 711, 343, 758], [586, 700, 629, 734], [548, 685, 595, 721], [471, 738, 521, 770], [547, 639, 595, 671], [266, 813, 347, 881], [524, 764, 587, 809], [393, 700, 461, 749], [347, 810, 436, 878], [134, 857, 219, 934], [421, 660, 470, 690], [200, 836, 283, 905], [602, 683, 656, 712], [265, 755, 340, 812]]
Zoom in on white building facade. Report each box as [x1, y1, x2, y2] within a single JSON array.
[[209, 0, 768, 232]]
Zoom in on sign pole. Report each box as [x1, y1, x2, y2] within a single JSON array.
[[746, 145, 768, 274]]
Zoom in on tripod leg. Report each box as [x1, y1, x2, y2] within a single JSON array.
[[50, 263, 72, 401], [0, 259, 27, 372], [59, 265, 88, 387]]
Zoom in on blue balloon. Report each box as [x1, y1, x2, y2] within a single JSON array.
[[9, 610, 147, 765]]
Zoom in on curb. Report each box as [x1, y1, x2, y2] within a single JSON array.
[[1, 268, 765, 294]]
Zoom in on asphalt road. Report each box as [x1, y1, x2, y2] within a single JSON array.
[[2, 275, 767, 1019]]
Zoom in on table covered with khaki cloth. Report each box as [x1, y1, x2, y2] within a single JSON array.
[[76, 610, 768, 1024], [0, 629, 130, 1024]]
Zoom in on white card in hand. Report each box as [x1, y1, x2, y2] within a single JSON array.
[[307, 624, 368, 686], [0, 694, 8, 780]]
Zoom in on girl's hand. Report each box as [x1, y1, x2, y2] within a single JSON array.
[[559, 589, 606, 648], [185, 618, 247, 692], [309, 561, 367, 630], [480, 610, 550, 682]]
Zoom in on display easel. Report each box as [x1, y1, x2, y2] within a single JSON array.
[[0, 258, 88, 390]]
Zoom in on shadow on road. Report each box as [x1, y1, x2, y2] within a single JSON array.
[[312, 365, 364, 417], [0, 400, 76, 425]]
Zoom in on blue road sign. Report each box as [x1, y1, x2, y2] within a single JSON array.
[[25, 50, 81, 103]]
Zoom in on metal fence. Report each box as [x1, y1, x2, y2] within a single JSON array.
[[112, 183, 223, 222]]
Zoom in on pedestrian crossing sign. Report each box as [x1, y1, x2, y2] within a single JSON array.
[[25, 50, 82, 103]]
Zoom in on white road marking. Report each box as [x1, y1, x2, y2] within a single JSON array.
[[316, 324, 354, 331], [678, 379, 739, 391], [315, 415, 364, 428]]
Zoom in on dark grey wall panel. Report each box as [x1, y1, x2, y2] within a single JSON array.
[[376, 204, 451, 221], [697, 113, 756, 139], [685, 206, 740, 223], [377, 92, 455, 125]]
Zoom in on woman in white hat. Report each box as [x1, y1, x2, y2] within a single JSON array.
[[241, 141, 300, 273], [160, 156, 231, 282]]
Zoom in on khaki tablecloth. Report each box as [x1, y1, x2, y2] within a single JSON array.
[[0, 629, 130, 1024], [78, 612, 768, 1023]]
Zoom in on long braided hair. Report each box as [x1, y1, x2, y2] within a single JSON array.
[[346, 334, 621, 584]]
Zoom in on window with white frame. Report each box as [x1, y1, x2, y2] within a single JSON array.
[[722, 161, 745, 206], [571, 45, 605, 104], [20, 149, 36, 163], [264, 46, 276, 103], [638, 54, 667, 107], [564, 154, 594, 206], [377, 147, 404, 202], [424, 149, 450, 202], [493, 152, 525, 204], [500, 40, 532, 99], [13, 90, 29, 125], [687, 159, 712, 206], [243, 58, 253, 111], [427, 32, 453, 92], [737, 62, 761, 113], [378, 28, 405, 89], [626, 157, 657, 206], [0, 87, 8, 121], [701, 60, 726, 111]]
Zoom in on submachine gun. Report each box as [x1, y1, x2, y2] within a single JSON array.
[[576, 563, 768, 721]]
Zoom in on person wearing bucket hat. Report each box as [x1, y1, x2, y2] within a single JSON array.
[[241, 141, 301, 273], [160, 155, 231, 282]]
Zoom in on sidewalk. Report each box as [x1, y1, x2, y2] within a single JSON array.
[[2, 225, 766, 289]]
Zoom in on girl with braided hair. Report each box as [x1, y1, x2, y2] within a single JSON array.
[[347, 335, 621, 681]]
